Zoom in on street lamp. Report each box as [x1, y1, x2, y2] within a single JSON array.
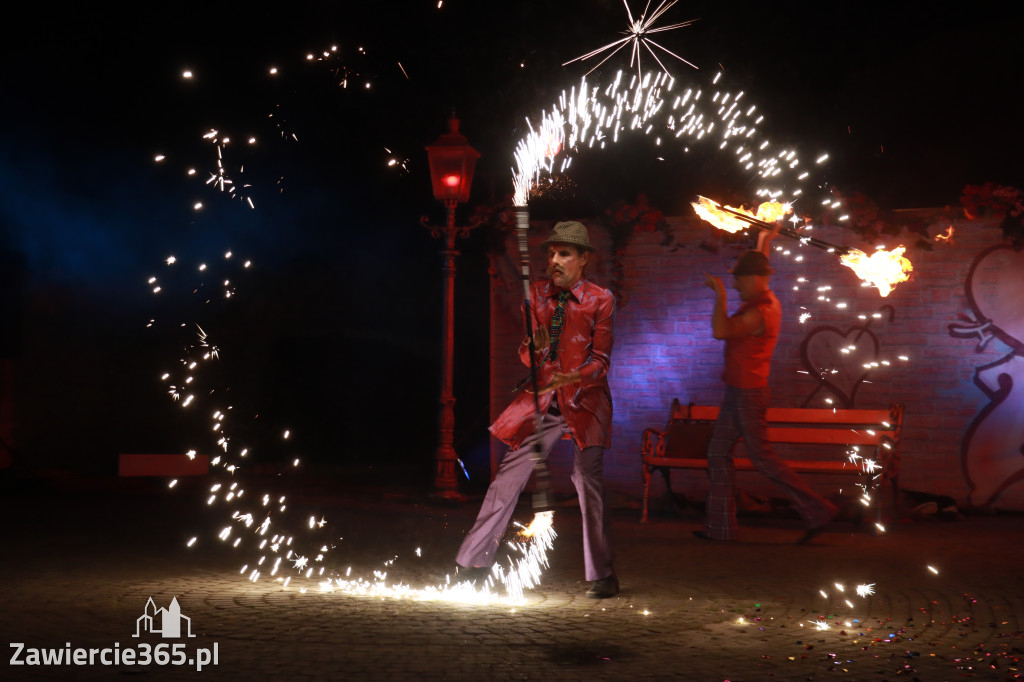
[[423, 114, 481, 499]]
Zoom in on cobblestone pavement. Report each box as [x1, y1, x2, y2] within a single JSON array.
[[2, 475, 1023, 681]]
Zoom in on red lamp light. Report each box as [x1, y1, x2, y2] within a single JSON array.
[[426, 116, 480, 205]]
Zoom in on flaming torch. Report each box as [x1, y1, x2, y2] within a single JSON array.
[[837, 247, 912, 297], [691, 196, 913, 297]]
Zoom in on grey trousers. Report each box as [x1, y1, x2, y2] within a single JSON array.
[[456, 409, 614, 581]]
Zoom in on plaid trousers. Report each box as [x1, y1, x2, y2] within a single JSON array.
[[704, 386, 838, 540]]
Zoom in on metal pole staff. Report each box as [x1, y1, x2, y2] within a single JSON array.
[[696, 196, 853, 255], [514, 206, 554, 513]]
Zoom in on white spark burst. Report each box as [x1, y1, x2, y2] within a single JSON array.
[[563, 0, 699, 79]]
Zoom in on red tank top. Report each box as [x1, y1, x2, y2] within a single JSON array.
[[722, 290, 781, 388]]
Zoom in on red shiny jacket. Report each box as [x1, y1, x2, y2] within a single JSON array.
[[490, 278, 615, 449]]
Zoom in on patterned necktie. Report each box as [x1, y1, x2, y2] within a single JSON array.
[[546, 290, 571, 364]]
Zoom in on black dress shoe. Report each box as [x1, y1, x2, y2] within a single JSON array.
[[456, 565, 492, 583], [586, 574, 619, 599]]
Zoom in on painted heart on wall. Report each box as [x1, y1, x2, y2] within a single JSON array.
[[799, 326, 880, 408]]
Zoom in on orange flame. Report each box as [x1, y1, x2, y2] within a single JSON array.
[[754, 201, 792, 223], [691, 196, 790, 233], [839, 246, 913, 297], [691, 196, 754, 233], [935, 226, 954, 242]]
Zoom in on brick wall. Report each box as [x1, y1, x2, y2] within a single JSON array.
[[488, 215, 1024, 510]]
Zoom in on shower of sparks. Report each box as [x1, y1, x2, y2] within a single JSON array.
[[156, 40, 390, 212], [563, 0, 699, 80], [148, 252, 557, 604], [306, 43, 373, 90], [512, 69, 820, 209], [149, 252, 338, 590], [318, 515, 556, 605], [200, 129, 256, 209], [384, 147, 410, 174], [510, 58, 911, 363]]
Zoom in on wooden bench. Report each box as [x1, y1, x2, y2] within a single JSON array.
[[640, 400, 904, 524]]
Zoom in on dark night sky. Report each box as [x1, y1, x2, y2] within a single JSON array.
[[1, 1, 1020, 478]]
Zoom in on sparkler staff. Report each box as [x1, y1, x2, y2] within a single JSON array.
[[455, 221, 619, 599], [513, 207, 555, 515], [694, 228, 839, 544]]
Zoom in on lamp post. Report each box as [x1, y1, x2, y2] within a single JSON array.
[[423, 115, 481, 499]]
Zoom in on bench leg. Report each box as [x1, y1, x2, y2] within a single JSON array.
[[890, 473, 900, 521], [872, 473, 900, 530], [866, 473, 896, 534], [642, 467, 679, 522], [641, 465, 651, 523], [658, 467, 680, 516]]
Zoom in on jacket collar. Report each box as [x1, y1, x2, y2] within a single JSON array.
[[542, 278, 587, 303]]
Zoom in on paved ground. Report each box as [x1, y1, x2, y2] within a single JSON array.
[[2, 471, 1023, 681]]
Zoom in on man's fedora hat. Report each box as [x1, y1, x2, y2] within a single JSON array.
[[539, 221, 595, 252]]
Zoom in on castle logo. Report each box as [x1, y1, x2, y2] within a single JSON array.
[[133, 597, 196, 639]]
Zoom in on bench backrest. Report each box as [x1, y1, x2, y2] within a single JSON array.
[[663, 399, 904, 456]]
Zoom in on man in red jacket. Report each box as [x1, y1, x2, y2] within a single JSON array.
[[456, 221, 618, 598], [696, 234, 837, 543]]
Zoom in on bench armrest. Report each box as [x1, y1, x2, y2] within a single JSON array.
[[641, 427, 666, 458]]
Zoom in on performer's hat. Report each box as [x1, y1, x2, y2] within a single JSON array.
[[729, 250, 774, 276], [540, 221, 595, 252]]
